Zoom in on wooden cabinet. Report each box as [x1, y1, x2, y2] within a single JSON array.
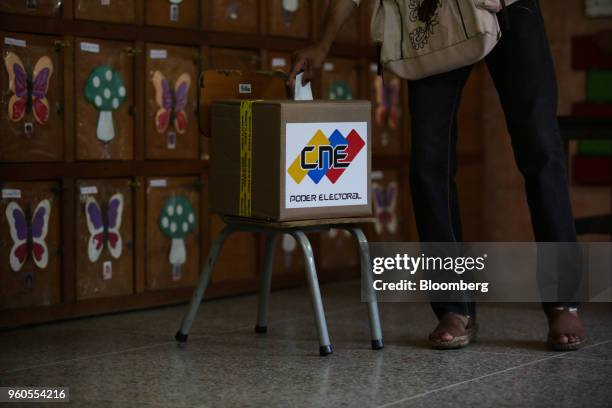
[[368, 170, 408, 242], [145, 177, 200, 290], [267, 51, 292, 74], [208, 47, 261, 71], [210, 214, 257, 283], [203, 0, 259, 34], [75, 38, 135, 161], [1, 32, 64, 162], [74, 0, 137, 23], [75, 178, 134, 300], [145, 44, 200, 159], [0, 0, 61, 16], [369, 65, 405, 156], [320, 57, 360, 100], [317, 0, 360, 44], [0, 181, 61, 309], [266, 0, 310, 39], [146, 0, 199, 29]]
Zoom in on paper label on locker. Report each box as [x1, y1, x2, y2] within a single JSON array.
[[170, 4, 180, 21], [80, 42, 100, 53], [285, 122, 368, 209], [103, 261, 113, 280], [238, 83, 252, 94], [1, 189, 22, 199], [323, 62, 335, 72], [150, 49, 168, 59], [101, 0, 111, 5], [149, 179, 167, 188], [80, 186, 98, 195], [271, 57, 287, 68], [4, 37, 27, 47], [371, 170, 384, 180]]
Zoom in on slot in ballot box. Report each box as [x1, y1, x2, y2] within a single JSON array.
[[210, 99, 372, 221]]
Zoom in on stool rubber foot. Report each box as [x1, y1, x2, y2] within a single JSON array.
[[175, 331, 188, 343], [254, 325, 268, 334], [371, 339, 384, 350], [319, 345, 333, 356]]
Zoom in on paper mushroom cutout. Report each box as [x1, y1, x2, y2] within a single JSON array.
[[158, 196, 196, 274], [84, 66, 127, 143]]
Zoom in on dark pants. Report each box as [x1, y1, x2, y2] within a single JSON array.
[[406, 0, 578, 319]]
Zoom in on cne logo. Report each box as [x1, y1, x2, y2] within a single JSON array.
[[288, 128, 365, 184]]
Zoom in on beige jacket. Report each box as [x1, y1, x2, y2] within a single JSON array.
[[352, 0, 518, 13]]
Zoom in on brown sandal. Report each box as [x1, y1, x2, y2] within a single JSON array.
[[547, 308, 586, 351], [429, 313, 478, 350]]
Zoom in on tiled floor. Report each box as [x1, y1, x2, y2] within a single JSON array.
[[1, 281, 611, 407]]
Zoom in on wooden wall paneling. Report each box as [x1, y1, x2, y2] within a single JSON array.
[[208, 47, 261, 71], [316, 0, 360, 45], [267, 50, 292, 74], [204, 0, 259, 34], [369, 65, 404, 156], [146, 0, 199, 29], [63, 35, 75, 162], [134, 40, 146, 161], [74, 37, 136, 161], [145, 176, 200, 290], [318, 227, 360, 273], [145, 43, 200, 160], [0, 180, 62, 309], [199, 171, 210, 283], [0, 0, 61, 16], [200, 45, 210, 160], [75, 178, 134, 300], [266, 0, 311, 39], [61, 177, 76, 304], [134, 176, 146, 293], [74, 0, 137, 24], [368, 169, 408, 242], [62, 0, 74, 19], [209, 214, 258, 284], [1, 31, 64, 162], [269, 232, 305, 278], [320, 57, 360, 100]]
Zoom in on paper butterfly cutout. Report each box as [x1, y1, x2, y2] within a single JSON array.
[[4, 52, 54, 125], [152, 71, 191, 135], [85, 193, 124, 263], [374, 76, 401, 129], [373, 181, 398, 235], [5, 199, 51, 272]]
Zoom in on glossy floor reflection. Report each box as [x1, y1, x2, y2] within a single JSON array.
[[1, 281, 611, 407]]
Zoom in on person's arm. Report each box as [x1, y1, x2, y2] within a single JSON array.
[[287, 0, 358, 87]]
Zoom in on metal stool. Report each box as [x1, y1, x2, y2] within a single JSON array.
[[175, 216, 384, 356]]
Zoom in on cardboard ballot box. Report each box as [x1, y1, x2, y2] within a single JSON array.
[[210, 100, 372, 221]]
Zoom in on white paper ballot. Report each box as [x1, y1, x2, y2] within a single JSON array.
[[294, 72, 313, 101]]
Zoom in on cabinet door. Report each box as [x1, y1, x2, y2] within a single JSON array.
[[271, 233, 304, 278], [369, 65, 405, 156], [320, 58, 360, 100], [369, 170, 407, 242], [146, 0, 199, 29], [203, 0, 259, 34], [267, 51, 292, 74], [146, 177, 200, 290], [0, 181, 61, 309], [210, 214, 257, 283], [317, 0, 360, 44], [1, 32, 64, 161], [208, 47, 260, 71], [266, 0, 310, 39], [319, 228, 359, 271], [76, 178, 134, 300], [145, 44, 199, 159], [75, 38, 135, 160], [0, 0, 61, 16], [74, 0, 136, 23]]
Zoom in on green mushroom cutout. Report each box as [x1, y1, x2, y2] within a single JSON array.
[[327, 79, 353, 100], [84, 66, 127, 143], [158, 196, 196, 276]]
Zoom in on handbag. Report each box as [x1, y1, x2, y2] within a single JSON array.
[[371, 0, 509, 80]]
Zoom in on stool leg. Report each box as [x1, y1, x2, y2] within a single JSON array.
[[290, 230, 332, 356], [348, 227, 384, 350], [175, 225, 234, 343], [255, 232, 277, 334]]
